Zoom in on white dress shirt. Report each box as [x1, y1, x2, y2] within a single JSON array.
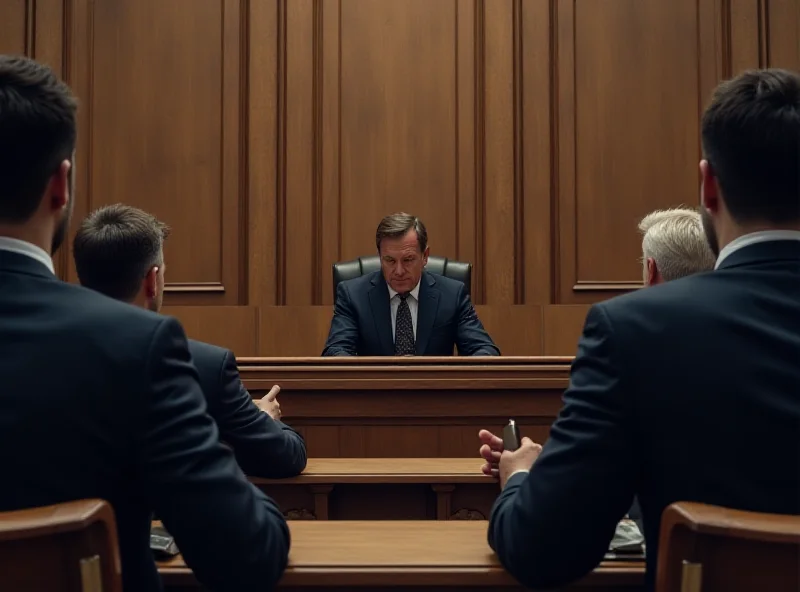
[[0, 236, 55, 273], [715, 230, 800, 269], [388, 280, 421, 340]]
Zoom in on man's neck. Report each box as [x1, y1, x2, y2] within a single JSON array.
[[718, 221, 800, 252], [0, 224, 52, 256]]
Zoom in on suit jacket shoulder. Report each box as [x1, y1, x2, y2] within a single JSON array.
[[187, 339, 229, 392], [339, 271, 377, 295], [186, 338, 308, 478], [0, 262, 291, 591], [423, 270, 465, 294]]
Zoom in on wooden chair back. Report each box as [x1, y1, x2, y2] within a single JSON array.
[[0, 499, 122, 592], [656, 501, 800, 592]]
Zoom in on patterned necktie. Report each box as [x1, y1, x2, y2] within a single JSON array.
[[394, 293, 415, 356]]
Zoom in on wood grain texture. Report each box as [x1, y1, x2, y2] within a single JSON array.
[[229, 356, 570, 457], [248, 458, 496, 522], [158, 521, 645, 590], [166, 305, 578, 357], [163, 306, 258, 356], [2, 0, 795, 339], [657, 502, 800, 592], [253, 458, 488, 484]]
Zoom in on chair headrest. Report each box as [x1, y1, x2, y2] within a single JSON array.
[[332, 255, 472, 299]]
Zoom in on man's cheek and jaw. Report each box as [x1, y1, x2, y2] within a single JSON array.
[[384, 260, 418, 292]]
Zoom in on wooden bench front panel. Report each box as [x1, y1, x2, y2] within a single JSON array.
[[238, 357, 572, 458]]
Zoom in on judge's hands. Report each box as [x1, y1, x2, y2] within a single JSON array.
[[479, 429, 543, 489], [257, 385, 282, 420]]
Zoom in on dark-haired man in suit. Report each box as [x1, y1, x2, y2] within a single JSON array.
[[479, 68, 800, 591], [0, 54, 289, 591], [73, 204, 307, 480], [322, 212, 500, 357]]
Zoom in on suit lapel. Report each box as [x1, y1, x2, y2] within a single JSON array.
[[368, 273, 395, 355], [415, 272, 439, 355]]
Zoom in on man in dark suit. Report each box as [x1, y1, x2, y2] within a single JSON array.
[[0, 55, 289, 591], [73, 204, 307, 479], [322, 212, 500, 356], [479, 68, 800, 591]]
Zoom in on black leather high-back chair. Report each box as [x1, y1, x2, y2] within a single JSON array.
[[332, 255, 472, 300]]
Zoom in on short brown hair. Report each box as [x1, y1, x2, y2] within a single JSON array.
[[375, 212, 428, 252], [73, 204, 171, 301], [701, 68, 800, 224], [0, 55, 77, 222]]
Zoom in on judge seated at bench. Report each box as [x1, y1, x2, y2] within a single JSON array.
[[73, 204, 307, 479], [322, 212, 499, 357]]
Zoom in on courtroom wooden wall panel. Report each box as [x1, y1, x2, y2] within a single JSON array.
[[63, 0, 247, 306], [258, 306, 333, 357], [768, 0, 800, 70], [521, 0, 555, 305], [474, 305, 543, 355], [166, 304, 605, 357], [2, 0, 795, 337], [729, 0, 766, 74], [542, 304, 590, 356], [0, 0, 27, 56], [253, 305, 545, 357], [164, 306, 258, 357], [557, 0, 705, 304]]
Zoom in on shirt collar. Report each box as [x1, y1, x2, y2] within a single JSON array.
[[715, 230, 800, 269], [388, 279, 421, 301], [0, 237, 55, 273]]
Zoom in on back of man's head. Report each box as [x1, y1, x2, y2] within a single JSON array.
[[73, 204, 170, 302], [702, 68, 799, 225], [0, 55, 77, 223], [639, 207, 716, 285]]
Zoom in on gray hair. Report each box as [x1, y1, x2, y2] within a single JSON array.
[[639, 207, 716, 282]]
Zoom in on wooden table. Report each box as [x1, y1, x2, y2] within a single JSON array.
[[159, 521, 645, 591], [251, 458, 496, 520], [237, 356, 572, 457]]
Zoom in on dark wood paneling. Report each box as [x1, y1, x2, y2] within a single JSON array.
[[159, 520, 644, 591], [258, 306, 333, 357], [1, 0, 792, 342], [521, 0, 554, 305], [234, 356, 569, 457], [542, 304, 590, 356], [161, 304, 595, 357], [246, 0, 279, 307], [253, 305, 548, 358], [768, 0, 800, 70], [557, 0, 703, 303], [250, 458, 498, 521], [473, 305, 543, 355], [0, 0, 28, 56], [482, 0, 516, 305], [164, 306, 258, 357], [63, 0, 247, 305]]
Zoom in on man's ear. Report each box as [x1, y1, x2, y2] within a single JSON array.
[[143, 265, 159, 299], [48, 159, 71, 211], [646, 257, 660, 287], [699, 159, 719, 213], [422, 246, 430, 266]]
